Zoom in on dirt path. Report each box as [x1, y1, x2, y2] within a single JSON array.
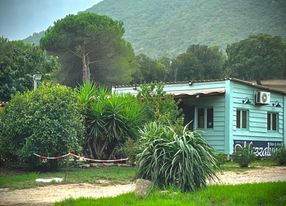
[[0, 167, 286, 206], [209, 166, 286, 185]]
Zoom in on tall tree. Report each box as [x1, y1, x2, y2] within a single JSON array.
[[225, 34, 286, 80], [40, 12, 136, 85], [173, 44, 225, 81], [132, 54, 168, 83], [0, 37, 59, 101]]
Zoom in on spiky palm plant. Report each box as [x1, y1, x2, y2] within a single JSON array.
[[77, 82, 144, 159], [137, 124, 218, 192]]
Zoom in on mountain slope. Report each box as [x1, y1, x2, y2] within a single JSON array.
[[24, 0, 286, 57]]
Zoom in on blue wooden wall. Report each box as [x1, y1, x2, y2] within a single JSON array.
[[113, 79, 285, 155], [230, 81, 284, 154], [177, 80, 226, 152]]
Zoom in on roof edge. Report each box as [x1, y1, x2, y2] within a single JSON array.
[[113, 78, 286, 95]]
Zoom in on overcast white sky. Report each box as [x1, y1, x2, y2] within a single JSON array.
[[0, 0, 103, 40]]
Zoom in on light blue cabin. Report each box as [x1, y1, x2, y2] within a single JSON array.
[[112, 78, 286, 157]]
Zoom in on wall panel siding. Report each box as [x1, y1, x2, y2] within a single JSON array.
[[193, 95, 226, 152], [231, 82, 284, 143]]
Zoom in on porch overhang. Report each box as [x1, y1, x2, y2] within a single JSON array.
[[169, 88, 225, 98]]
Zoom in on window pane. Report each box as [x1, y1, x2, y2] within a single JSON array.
[[198, 108, 204, 128], [272, 113, 277, 130], [267, 113, 271, 130], [207, 108, 213, 128], [242, 111, 247, 128], [236, 110, 240, 128]]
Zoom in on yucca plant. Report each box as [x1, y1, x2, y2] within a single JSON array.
[[137, 123, 219, 192], [77, 82, 144, 159]]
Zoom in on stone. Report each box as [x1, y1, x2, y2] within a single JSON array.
[[80, 164, 90, 168], [90, 163, 99, 167], [134, 179, 153, 198], [35, 177, 63, 183]]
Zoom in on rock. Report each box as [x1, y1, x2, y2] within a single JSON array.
[[35, 178, 63, 183], [80, 164, 90, 168], [90, 163, 99, 167], [134, 179, 153, 198], [0, 188, 9, 192]]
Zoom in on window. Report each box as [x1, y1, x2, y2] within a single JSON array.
[[197, 107, 213, 129], [236, 109, 248, 129], [267, 112, 278, 131]]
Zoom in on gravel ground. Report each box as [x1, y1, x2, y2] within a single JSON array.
[[0, 166, 286, 206]]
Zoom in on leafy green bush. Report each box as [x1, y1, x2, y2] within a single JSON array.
[[137, 82, 181, 124], [0, 83, 84, 170], [137, 124, 218, 192], [273, 147, 286, 165], [232, 147, 256, 167], [214, 152, 229, 166], [77, 82, 144, 159], [121, 138, 141, 165]]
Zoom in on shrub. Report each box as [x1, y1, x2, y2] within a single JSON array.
[[232, 147, 256, 167], [122, 138, 141, 165], [215, 152, 229, 166], [0, 83, 84, 170], [137, 82, 182, 124], [77, 82, 144, 159], [137, 124, 218, 192], [273, 147, 286, 165]]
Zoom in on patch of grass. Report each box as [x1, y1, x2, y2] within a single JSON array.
[[54, 182, 286, 206], [220, 159, 277, 171], [0, 166, 136, 189]]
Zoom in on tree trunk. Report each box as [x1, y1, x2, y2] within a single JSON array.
[[81, 45, 91, 82]]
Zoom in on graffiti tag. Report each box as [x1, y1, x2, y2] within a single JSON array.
[[233, 140, 283, 157]]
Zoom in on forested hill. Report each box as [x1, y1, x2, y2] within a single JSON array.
[[24, 0, 286, 57]]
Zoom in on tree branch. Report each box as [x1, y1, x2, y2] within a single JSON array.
[[64, 47, 81, 58]]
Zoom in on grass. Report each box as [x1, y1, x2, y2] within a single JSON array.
[[0, 159, 281, 190], [0, 166, 136, 189], [54, 182, 286, 206], [220, 159, 277, 172]]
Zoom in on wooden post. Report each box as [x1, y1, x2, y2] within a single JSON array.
[[64, 154, 70, 182]]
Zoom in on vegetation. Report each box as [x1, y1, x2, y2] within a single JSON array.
[[273, 147, 286, 165], [0, 37, 60, 101], [220, 159, 277, 172], [40, 12, 136, 86], [232, 147, 256, 168], [137, 82, 181, 124], [132, 54, 168, 83], [137, 124, 218, 192], [225, 34, 286, 80], [0, 83, 84, 169], [0, 166, 135, 190], [0, 159, 279, 190], [25, 0, 286, 57], [54, 182, 286, 206], [77, 82, 144, 159], [214, 152, 229, 166], [173, 44, 225, 81]]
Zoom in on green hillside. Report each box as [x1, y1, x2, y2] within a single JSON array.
[[24, 0, 286, 57]]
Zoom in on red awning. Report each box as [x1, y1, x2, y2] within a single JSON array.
[[168, 88, 225, 97]]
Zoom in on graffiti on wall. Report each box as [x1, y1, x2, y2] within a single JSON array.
[[234, 140, 283, 157]]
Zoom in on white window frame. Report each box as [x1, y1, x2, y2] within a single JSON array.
[[236, 109, 248, 129]]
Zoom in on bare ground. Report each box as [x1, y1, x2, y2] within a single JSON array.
[[0, 166, 286, 206]]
